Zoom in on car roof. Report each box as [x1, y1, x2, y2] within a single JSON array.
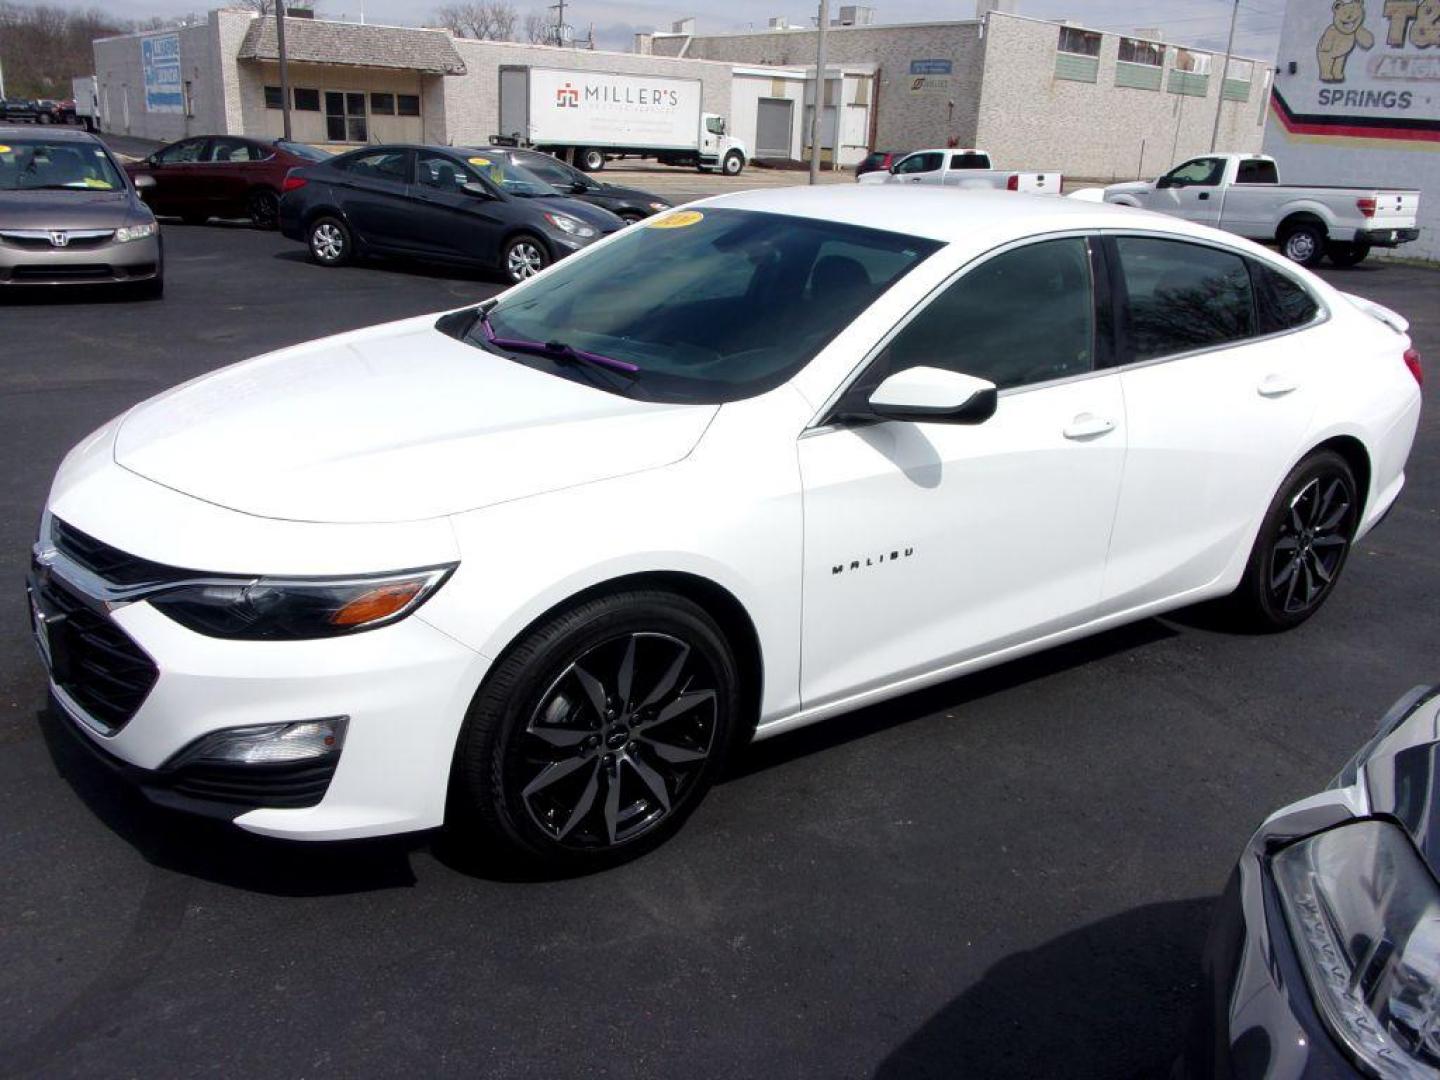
[[0, 124, 99, 143], [693, 185, 1241, 250]]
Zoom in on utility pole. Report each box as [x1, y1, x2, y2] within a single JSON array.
[[276, 1, 293, 140], [808, 0, 829, 185], [1209, 0, 1239, 152]]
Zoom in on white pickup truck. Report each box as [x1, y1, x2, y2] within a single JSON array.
[[857, 148, 1062, 195], [1103, 153, 1420, 268]]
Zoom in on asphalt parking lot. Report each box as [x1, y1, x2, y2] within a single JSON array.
[[0, 219, 1435, 1079]]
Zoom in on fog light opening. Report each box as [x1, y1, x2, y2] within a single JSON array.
[[166, 716, 349, 769]]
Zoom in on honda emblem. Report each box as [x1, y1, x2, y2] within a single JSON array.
[[49, 231, 69, 247]]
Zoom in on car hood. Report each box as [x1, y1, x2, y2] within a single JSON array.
[[594, 183, 665, 205], [530, 193, 625, 230], [1104, 180, 1151, 197], [113, 313, 719, 524], [0, 189, 141, 228]]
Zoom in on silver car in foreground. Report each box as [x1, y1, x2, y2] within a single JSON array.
[[0, 125, 162, 296]]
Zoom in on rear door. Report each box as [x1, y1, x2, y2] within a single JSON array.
[[204, 137, 272, 215], [1097, 235, 1319, 613], [890, 151, 945, 185], [330, 148, 413, 250]]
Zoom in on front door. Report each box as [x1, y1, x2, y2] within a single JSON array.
[[799, 235, 1127, 708], [407, 151, 505, 264], [889, 150, 944, 185], [143, 136, 208, 214], [1098, 235, 1317, 612], [1154, 157, 1224, 227]]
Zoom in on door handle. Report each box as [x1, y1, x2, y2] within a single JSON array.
[[1062, 414, 1116, 440], [1257, 374, 1299, 398], [1198, 192, 1210, 201]]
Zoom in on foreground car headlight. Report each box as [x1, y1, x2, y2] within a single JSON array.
[[543, 211, 596, 238], [1273, 820, 1440, 1077], [114, 222, 156, 243], [148, 565, 454, 640]]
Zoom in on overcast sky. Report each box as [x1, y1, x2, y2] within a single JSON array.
[[81, 0, 1291, 59]]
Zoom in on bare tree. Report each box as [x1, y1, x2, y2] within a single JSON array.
[[433, 1, 518, 40], [523, 11, 547, 43], [235, 0, 315, 14]]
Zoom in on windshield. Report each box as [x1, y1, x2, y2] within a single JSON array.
[[461, 150, 560, 197], [465, 208, 942, 404], [0, 139, 124, 191]]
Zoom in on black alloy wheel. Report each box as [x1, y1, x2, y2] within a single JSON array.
[[452, 590, 740, 868], [1232, 450, 1358, 630], [248, 188, 280, 230]]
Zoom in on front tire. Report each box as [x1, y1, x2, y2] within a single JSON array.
[[1280, 222, 1326, 268], [451, 590, 742, 869], [501, 233, 548, 283], [1230, 450, 1359, 631], [721, 150, 744, 176], [307, 215, 351, 266]]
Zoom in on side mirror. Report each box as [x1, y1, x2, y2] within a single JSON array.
[[866, 366, 998, 425], [460, 181, 491, 199], [1156, 175, 1174, 189], [571, 181, 589, 194], [133, 173, 156, 192]]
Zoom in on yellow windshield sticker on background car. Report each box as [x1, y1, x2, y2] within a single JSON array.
[[468, 157, 491, 167], [647, 210, 704, 229], [0, 146, 10, 154], [82, 178, 114, 189]]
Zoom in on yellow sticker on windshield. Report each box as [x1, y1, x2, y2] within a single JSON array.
[[468, 157, 491, 167], [82, 177, 114, 189], [0, 146, 10, 154], [647, 210, 704, 229]]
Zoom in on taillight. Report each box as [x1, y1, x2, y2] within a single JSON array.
[[282, 174, 307, 193], [1357, 197, 1377, 219], [1404, 347, 1423, 386], [1006, 174, 1019, 191]]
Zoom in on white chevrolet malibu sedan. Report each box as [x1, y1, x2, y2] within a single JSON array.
[[30, 187, 1422, 867]]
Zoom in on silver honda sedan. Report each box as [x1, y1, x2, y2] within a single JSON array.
[[0, 125, 162, 297]]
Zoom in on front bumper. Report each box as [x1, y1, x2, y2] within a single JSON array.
[[1358, 226, 1420, 248], [29, 529, 489, 841], [0, 231, 161, 285]]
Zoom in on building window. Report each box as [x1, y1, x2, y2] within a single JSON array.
[[370, 92, 395, 115], [1057, 26, 1101, 57], [1169, 49, 1212, 96], [183, 80, 195, 117], [396, 94, 420, 117], [1222, 58, 1253, 102], [1118, 37, 1164, 66], [263, 85, 284, 110], [1174, 49, 1212, 75], [294, 87, 320, 111]]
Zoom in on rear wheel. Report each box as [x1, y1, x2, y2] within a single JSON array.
[[1280, 222, 1326, 267], [450, 590, 741, 869], [248, 188, 280, 230], [1230, 450, 1359, 631], [307, 215, 352, 266], [1326, 239, 1371, 268], [578, 147, 606, 172], [502, 233, 548, 283]]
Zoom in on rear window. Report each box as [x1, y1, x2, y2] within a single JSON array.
[[1236, 159, 1278, 184], [1116, 237, 1256, 361], [1250, 260, 1321, 334], [949, 153, 990, 169], [463, 208, 942, 404]]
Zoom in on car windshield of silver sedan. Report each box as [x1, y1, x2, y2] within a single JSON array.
[[0, 140, 124, 191], [459, 208, 942, 403]]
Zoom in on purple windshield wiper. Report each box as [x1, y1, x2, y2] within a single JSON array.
[[479, 311, 639, 375]]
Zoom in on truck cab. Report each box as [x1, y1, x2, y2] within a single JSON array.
[[697, 113, 747, 175]]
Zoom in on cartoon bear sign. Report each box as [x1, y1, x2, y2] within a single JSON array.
[[1317, 0, 1375, 82]]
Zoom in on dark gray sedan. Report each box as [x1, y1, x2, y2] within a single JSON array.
[[0, 126, 162, 296], [1182, 685, 1440, 1078]]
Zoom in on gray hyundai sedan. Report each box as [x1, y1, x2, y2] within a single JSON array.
[[0, 125, 162, 297]]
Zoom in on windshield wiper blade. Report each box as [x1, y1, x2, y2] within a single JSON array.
[[478, 310, 639, 376]]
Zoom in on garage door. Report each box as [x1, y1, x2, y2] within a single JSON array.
[[756, 98, 794, 159]]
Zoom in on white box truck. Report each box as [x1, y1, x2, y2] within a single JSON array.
[[494, 65, 748, 176], [71, 75, 99, 131]]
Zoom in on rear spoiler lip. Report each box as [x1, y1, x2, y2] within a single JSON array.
[[1340, 291, 1409, 335]]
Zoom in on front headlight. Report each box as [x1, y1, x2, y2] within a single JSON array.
[[114, 222, 156, 243], [148, 565, 455, 640], [1273, 820, 1440, 1077], [543, 211, 596, 238]]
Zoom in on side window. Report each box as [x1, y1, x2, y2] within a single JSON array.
[[949, 152, 989, 169], [417, 153, 470, 190], [340, 149, 410, 182], [1165, 158, 1223, 186], [1250, 259, 1320, 334], [209, 138, 263, 163], [1236, 158, 1278, 185], [883, 238, 1095, 390], [1115, 237, 1255, 361], [517, 152, 578, 187], [155, 138, 205, 164], [894, 152, 942, 175]]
